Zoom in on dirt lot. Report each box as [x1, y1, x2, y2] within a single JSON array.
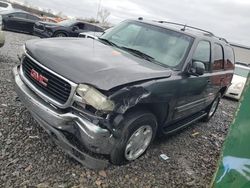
[[0, 31, 239, 188]]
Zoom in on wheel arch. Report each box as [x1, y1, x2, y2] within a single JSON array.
[[124, 102, 169, 128]]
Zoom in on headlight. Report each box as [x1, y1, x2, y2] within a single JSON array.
[[18, 45, 26, 61], [76, 84, 115, 112]]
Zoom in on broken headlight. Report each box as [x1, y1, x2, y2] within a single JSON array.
[[76, 84, 115, 112]]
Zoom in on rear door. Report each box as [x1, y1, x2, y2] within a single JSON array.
[[26, 14, 40, 33], [173, 40, 212, 120], [207, 43, 226, 105]]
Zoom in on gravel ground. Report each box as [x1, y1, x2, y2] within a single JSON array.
[[0, 31, 239, 188]]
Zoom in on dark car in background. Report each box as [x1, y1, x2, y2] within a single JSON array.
[[33, 19, 104, 38], [1, 9, 41, 34]]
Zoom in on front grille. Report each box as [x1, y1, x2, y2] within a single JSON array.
[[22, 56, 72, 104]]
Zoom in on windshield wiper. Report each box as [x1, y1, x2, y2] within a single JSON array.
[[98, 38, 118, 47], [121, 47, 170, 68], [120, 47, 155, 62]]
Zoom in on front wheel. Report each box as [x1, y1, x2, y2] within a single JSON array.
[[110, 111, 157, 165], [202, 93, 221, 122]]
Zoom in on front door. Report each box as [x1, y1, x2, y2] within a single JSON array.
[[173, 40, 212, 120]]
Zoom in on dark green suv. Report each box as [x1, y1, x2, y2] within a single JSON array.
[[13, 18, 235, 169]]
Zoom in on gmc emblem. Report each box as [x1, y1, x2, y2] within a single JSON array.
[[30, 69, 48, 87]]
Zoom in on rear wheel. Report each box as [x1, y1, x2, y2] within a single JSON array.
[[110, 110, 157, 165], [54, 32, 67, 37], [202, 93, 221, 122]]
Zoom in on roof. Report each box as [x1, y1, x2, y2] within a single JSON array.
[[133, 18, 228, 44]]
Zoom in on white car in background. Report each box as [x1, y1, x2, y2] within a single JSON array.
[[225, 63, 250, 100], [0, 1, 13, 12], [78, 28, 112, 38], [78, 31, 103, 39]]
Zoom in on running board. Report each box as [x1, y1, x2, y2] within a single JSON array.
[[163, 111, 207, 135]]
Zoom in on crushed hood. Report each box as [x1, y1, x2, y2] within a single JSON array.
[[25, 38, 172, 90]]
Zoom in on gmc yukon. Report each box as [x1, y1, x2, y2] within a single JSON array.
[[13, 19, 235, 169]]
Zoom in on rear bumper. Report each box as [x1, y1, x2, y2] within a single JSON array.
[[13, 65, 114, 169]]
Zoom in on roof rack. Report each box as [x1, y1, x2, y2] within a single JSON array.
[[214, 36, 228, 43], [137, 18, 229, 44], [153, 20, 229, 44], [154, 20, 214, 36]]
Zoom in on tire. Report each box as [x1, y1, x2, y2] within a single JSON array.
[[202, 93, 221, 122], [110, 110, 157, 165], [54, 32, 67, 37]]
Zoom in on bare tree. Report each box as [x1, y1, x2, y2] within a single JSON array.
[[97, 8, 111, 25]]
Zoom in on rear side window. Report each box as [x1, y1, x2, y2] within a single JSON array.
[[27, 14, 40, 21], [94, 26, 104, 32], [84, 23, 92, 30], [75, 23, 85, 30], [85, 24, 99, 31], [213, 43, 224, 70], [193, 41, 211, 71]]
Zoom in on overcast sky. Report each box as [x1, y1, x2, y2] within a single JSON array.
[[14, 0, 250, 46]]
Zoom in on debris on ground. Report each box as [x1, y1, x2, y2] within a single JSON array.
[[191, 132, 200, 137], [160, 154, 170, 161]]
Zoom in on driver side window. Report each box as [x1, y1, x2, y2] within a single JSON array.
[[193, 41, 211, 72]]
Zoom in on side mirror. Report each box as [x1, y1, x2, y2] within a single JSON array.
[[72, 26, 79, 31], [189, 61, 205, 76], [8, 15, 14, 18]]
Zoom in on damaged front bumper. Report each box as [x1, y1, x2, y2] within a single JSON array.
[[13, 65, 114, 169]]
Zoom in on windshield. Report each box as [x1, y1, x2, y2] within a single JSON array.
[[235, 66, 250, 78], [58, 19, 75, 27], [100, 20, 193, 68]]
